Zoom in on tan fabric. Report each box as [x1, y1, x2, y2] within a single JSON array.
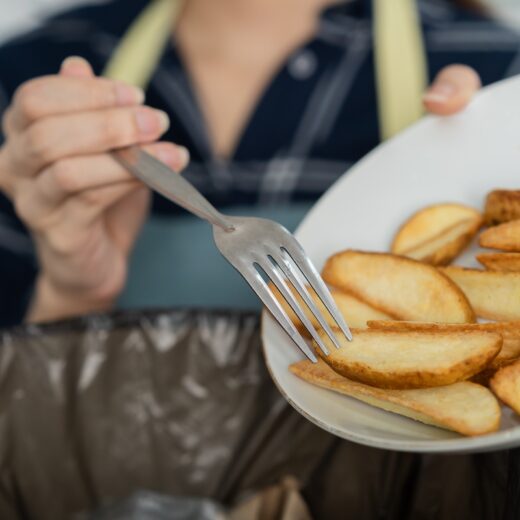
[[374, 0, 428, 139], [103, 0, 183, 88], [230, 478, 312, 520]]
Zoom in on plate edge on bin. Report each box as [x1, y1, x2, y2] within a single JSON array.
[[261, 314, 520, 454]]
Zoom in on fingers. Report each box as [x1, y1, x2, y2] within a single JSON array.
[[423, 65, 481, 116], [1, 54, 191, 238], [13, 142, 187, 226], [3, 56, 143, 135], [34, 182, 144, 256], [36, 154, 140, 209], [105, 186, 151, 254], [37, 142, 188, 205], [4, 76, 144, 135], [11, 105, 170, 174]]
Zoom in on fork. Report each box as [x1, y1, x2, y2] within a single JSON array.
[[114, 147, 353, 362]]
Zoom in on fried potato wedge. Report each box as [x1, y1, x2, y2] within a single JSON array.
[[484, 189, 520, 226], [322, 251, 475, 323], [398, 219, 481, 265], [366, 319, 520, 338], [392, 204, 482, 265], [392, 203, 481, 252], [270, 284, 391, 334], [490, 360, 520, 415], [497, 339, 520, 364], [290, 359, 501, 436], [471, 357, 519, 387], [441, 266, 520, 321], [479, 219, 520, 252], [366, 320, 520, 367], [477, 252, 520, 272], [313, 328, 501, 389]]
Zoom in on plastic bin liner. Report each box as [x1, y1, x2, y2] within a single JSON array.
[[85, 492, 225, 520], [0, 309, 517, 520]]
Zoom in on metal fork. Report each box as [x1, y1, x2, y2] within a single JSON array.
[[114, 147, 353, 362]]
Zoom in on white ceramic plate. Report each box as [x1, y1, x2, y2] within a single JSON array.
[[261, 75, 520, 453]]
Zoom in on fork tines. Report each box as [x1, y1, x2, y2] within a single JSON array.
[[256, 241, 352, 362]]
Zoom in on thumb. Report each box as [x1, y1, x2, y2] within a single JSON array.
[[423, 65, 481, 116], [60, 56, 95, 78]]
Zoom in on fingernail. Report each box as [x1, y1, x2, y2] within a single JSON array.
[[156, 146, 190, 168], [423, 82, 457, 104], [135, 108, 170, 135], [115, 83, 145, 105], [61, 56, 88, 69], [177, 146, 190, 167], [60, 56, 91, 74]]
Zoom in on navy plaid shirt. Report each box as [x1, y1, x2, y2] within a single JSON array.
[[0, 0, 519, 326]]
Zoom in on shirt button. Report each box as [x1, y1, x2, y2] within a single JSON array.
[[288, 49, 317, 80]]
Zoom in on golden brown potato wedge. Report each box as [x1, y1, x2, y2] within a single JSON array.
[[322, 251, 475, 323], [490, 360, 520, 415], [366, 319, 520, 338], [290, 359, 501, 436], [484, 190, 520, 226], [479, 219, 520, 252], [398, 219, 481, 266], [270, 284, 391, 334], [477, 252, 520, 272], [441, 266, 520, 321], [471, 357, 519, 387], [366, 320, 520, 368], [392, 203, 481, 252], [313, 328, 501, 389], [498, 339, 520, 366], [392, 204, 482, 265]]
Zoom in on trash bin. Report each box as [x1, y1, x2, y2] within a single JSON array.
[[0, 310, 516, 519]]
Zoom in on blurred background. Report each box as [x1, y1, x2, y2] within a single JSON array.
[[488, 0, 520, 27], [0, 0, 519, 45], [0, 0, 102, 43]]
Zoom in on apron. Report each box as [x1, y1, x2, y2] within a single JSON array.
[[104, 0, 428, 310]]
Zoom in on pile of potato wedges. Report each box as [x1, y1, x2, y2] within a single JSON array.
[[277, 189, 520, 437]]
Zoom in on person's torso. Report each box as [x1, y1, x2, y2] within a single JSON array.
[[0, 0, 519, 316]]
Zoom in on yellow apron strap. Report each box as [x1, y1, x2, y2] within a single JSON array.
[[104, 0, 428, 137], [103, 0, 184, 88], [374, 0, 428, 140]]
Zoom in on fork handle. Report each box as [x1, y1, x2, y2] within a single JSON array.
[[114, 146, 235, 231]]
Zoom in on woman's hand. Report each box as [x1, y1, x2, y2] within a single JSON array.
[[0, 57, 189, 323], [423, 64, 481, 115]]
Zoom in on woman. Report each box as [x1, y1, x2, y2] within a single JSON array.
[[0, 0, 517, 327]]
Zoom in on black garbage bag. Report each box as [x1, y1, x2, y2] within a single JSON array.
[[0, 310, 516, 520]]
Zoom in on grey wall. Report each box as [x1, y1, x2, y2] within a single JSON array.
[[0, 0, 518, 44], [0, 0, 106, 43]]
